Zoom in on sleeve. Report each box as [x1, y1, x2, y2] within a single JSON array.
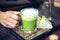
[[0, 23, 25, 40]]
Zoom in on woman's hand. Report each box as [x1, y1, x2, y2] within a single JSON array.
[[49, 34, 58, 40], [0, 11, 20, 28]]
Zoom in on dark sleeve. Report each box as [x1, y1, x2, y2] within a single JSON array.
[[0, 24, 25, 40]]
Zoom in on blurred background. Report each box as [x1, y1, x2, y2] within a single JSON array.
[[0, 0, 44, 11]]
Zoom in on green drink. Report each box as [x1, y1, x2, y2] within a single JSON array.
[[20, 8, 39, 33], [22, 17, 37, 31]]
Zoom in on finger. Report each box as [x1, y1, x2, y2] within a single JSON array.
[[9, 13, 19, 20], [1, 22, 6, 27], [2, 23, 12, 28], [6, 11, 19, 15], [12, 11, 19, 15], [1, 21, 12, 28], [3, 20, 16, 28], [5, 17, 18, 25]]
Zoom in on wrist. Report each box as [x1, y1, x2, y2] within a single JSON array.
[[0, 11, 5, 23]]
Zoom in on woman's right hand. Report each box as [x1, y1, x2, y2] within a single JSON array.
[[0, 11, 20, 29]]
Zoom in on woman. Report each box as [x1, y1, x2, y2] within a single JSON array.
[[0, 0, 59, 40]]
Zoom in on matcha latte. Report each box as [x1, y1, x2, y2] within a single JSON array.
[[20, 8, 39, 33]]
